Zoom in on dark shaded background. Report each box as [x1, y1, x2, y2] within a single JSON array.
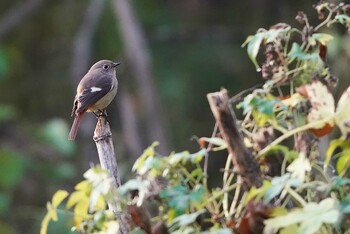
[[0, 0, 349, 233]]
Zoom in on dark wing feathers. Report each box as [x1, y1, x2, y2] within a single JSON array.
[[76, 74, 112, 113]]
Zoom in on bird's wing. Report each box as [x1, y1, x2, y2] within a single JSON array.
[[76, 74, 112, 113]]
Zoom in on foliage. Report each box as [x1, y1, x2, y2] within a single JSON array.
[[42, 2, 350, 234]]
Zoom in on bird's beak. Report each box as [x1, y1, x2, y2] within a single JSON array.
[[113, 62, 121, 67]]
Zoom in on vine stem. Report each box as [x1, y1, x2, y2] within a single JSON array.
[[284, 185, 307, 207], [258, 115, 334, 157], [314, 7, 333, 31]]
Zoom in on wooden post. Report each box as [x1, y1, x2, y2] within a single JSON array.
[[207, 89, 262, 189], [93, 116, 130, 233]]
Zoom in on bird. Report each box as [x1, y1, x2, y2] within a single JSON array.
[[68, 60, 120, 140]]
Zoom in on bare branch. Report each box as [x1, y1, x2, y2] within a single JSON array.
[[207, 89, 262, 189]]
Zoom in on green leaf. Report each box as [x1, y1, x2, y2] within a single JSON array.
[[190, 185, 205, 205], [264, 198, 340, 234], [287, 43, 319, 61], [189, 149, 207, 163], [0, 104, 16, 122], [264, 145, 298, 161], [238, 94, 277, 117], [243, 28, 290, 69], [0, 48, 9, 79], [0, 149, 26, 189], [325, 137, 350, 170], [160, 185, 205, 216], [245, 180, 271, 203], [264, 174, 301, 203], [336, 150, 350, 175], [135, 156, 166, 176], [246, 33, 264, 69], [0, 193, 10, 215], [169, 151, 191, 165], [340, 198, 350, 213], [40, 119, 75, 156], [132, 142, 159, 173], [170, 210, 205, 227], [332, 176, 350, 187]]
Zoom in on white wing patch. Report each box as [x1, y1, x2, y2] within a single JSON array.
[[90, 86, 102, 93]]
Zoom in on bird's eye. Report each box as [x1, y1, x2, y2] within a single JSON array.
[[103, 64, 109, 70]]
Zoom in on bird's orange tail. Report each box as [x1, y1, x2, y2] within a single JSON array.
[[68, 113, 83, 140]]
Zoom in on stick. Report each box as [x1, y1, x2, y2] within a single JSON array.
[[207, 88, 262, 189], [93, 116, 129, 233]]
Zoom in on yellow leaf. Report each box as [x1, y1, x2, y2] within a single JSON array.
[[324, 138, 346, 170], [245, 180, 271, 204], [280, 224, 299, 234], [73, 197, 90, 227], [75, 180, 91, 192], [40, 212, 51, 234], [46, 202, 58, 221], [52, 190, 68, 207], [66, 191, 87, 209], [281, 93, 304, 108], [335, 86, 350, 138], [336, 151, 350, 176], [270, 207, 288, 217]]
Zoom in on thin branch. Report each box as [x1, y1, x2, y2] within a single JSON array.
[[258, 115, 334, 157]]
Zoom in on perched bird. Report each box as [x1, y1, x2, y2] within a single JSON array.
[[68, 60, 120, 140]]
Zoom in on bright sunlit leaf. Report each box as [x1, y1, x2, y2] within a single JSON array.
[[132, 142, 159, 173], [52, 190, 68, 207], [309, 33, 333, 46], [302, 81, 335, 130], [264, 198, 340, 234], [287, 152, 311, 182], [66, 191, 86, 209]]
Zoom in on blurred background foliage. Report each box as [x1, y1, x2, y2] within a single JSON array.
[[0, 0, 349, 233]]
